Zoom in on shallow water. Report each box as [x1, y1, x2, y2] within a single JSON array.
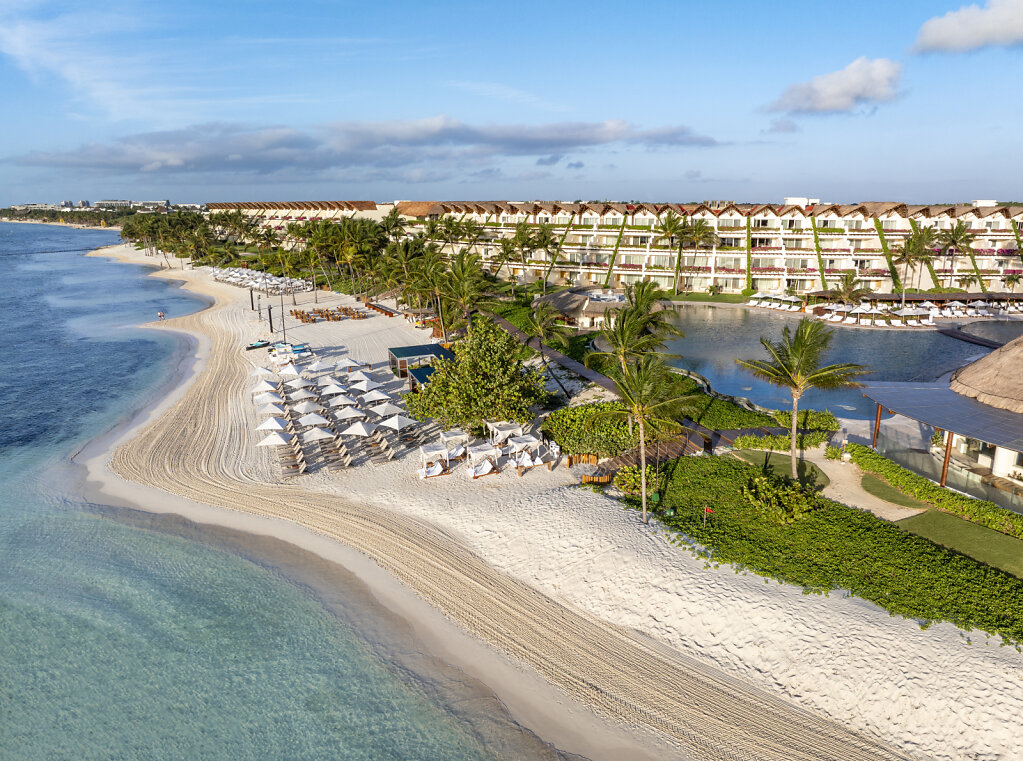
[[664, 304, 988, 418], [0, 224, 570, 761]]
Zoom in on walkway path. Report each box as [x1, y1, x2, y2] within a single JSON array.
[[802, 448, 925, 521]]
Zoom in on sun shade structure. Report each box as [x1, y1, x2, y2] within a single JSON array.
[[361, 389, 391, 404], [255, 416, 291, 431], [419, 443, 448, 464], [304, 359, 328, 373], [334, 406, 367, 420], [508, 434, 541, 452], [327, 394, 358, 407], [440, 429, 469, 446], [351, 379, 383, 392], [319, 384, 348, 397], [340, 420, 377, 437], [316, 375, 343, 387], [950, 334, 1023, 414], [348, 370, 374, 383], [278, 363, 301, 377], [290, 400, 324, 414], [387, 344, 455, 378], [369, 402, 404, 417], [335, 357, 362, 370], [250, 379, 277, 394], [300, 427, 335, 443], [254, 392, 285, 405], [256, 403, 285, 416], [250, 366, 274, 377], [297, 412, 331, 428], [380, 414, 416, 431], [486, 421, 523, 444], [257, 431, 293, 447], [289, 389, 318, 401], [285, 377, 314, 389]]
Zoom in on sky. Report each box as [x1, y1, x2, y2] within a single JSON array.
[[1, 0, 1022, 206]]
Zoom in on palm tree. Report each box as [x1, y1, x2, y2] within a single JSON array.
[[957, 274, 979, 290], [623, 280, 684, 344], [937, 221, 977, 289], [827, 272, 871, 306], [892, 233, 931, 309], [676, 218, 720, 294], [1003, 273, 1022, 293], [532, 222, 561, 295], [522, 301, 573, 397], [492, 238, 518, 285], [736, 318, 868, 480], [584, 308, 665, 376], [596, 355, 699, 523], [653, 210, 686, 294], [413, 247, 451, 342], [445, 249, 491, 328]]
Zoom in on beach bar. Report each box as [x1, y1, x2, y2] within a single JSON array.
[[388, 344, 454, 378]]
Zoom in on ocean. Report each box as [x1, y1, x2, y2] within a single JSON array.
[[0, 223, 572, 761]]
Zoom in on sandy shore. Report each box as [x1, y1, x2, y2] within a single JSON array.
[[84, 244, 1023, 761]]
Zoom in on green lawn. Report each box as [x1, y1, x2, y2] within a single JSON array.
[[667, 292, 747, 303], [898, 510, 1023, 578], [729, 450, 830, 488], [861, 474, 929, 509]]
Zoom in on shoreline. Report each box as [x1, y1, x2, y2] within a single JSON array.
[[1, 217, 123, 231], [77, 244, 1023, 761], [75, 245, 672, 761]]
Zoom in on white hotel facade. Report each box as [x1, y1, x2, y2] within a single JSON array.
[[207, 198, 1023, 295]]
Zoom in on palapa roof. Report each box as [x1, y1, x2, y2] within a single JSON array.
[[950, 333, 1023, 414], [395, 201, 446, 217], [206, 201, 377, 211]]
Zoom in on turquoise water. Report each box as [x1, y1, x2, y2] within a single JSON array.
[[664, 304, 988, 418], [0, 224, 569, 761]]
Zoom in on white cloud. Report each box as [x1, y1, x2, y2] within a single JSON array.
[[446, 81, 569, 113], [915, 0, 1023, 52], [767, 57, 901, 114]]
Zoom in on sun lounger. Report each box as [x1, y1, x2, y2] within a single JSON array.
[[418, 461, 447, 479], [920, 318, 936, 326], [842, 316, 857, 325], [468, 458, 497, 479], [906, 318, 921, 327]]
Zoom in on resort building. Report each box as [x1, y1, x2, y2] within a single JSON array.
[[204, 199, 1023, 296]]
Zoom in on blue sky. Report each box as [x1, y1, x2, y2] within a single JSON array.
[[2, 0, 1022, 205]]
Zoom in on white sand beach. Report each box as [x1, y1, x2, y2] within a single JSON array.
[[85, 244, 1023, 761]]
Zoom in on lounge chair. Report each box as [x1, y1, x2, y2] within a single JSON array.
[[515, 451, 535, 477], [468, 459, 497, 479], [842, 316, 857, 325], [418, 461, 447, 479], [448, 443, 467, 462], [906, 318, 921, 327]]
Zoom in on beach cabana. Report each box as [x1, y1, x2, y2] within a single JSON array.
[[408, 365, 436, 392], [255, 416, 291, 432], [508, 434, 541, 453], [419, 443, 449, 467], [486, 421, 523, 445], [327, 394, 358, 408], [388, 344, 455, 378], [440, 429, 469, 447]]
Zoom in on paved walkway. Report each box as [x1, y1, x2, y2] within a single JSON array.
[[801, 448, 926, 521]]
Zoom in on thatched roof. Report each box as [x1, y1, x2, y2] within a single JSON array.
[[395, 201, 444, 217], [950, 334, 1023, 413]]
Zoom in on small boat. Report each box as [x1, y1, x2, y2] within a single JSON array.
[[245, 340, 271, 351]]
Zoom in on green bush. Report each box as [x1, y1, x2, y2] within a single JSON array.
[[657, 456, 1023, 645], [772, 409, 840, 431], [846, 444, 1023, 539], [613, 464, 666, 496], [542, 401, 637, 456], [732, 431, 831, 451], [824, 445, 843, 461], [741, 474, 824, 524], [667, 375, 778, 429]]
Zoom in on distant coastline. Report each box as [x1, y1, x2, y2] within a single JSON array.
[[0, 217, 123, 232]]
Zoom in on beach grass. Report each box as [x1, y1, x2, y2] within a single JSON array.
[[898, 510, 1023, 579]]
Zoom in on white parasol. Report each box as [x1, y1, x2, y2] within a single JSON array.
[[256, 431, 293, 447], [255, 416, 291, 431], [297, 412, 331, 428]]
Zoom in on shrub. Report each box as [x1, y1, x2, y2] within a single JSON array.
[[657, 456, 1023, 645], [741, 474, 824, 524], [824, 445, 843, 461], [542, 401, 637, 456], [732, 431, 831, 451], [613, 464, 666, 496], [772, 409, 840, 431], [846, 444, 1023, 539]]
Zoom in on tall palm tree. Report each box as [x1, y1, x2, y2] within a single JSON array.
[[653, 210, 686, 293], [522, 301, 573, 397], [676, 218, 720, 294], [623, 280, 684, 344], [736, 318, 868, 480], [413, 247, 451, 342], [827, 272, 871, 306], [596, 355, 699, 523], [584, 309, 665, 376], [512, 221, 536, 291], [493, 238, 518, 285], [937, 221, 977, 289], [1003, 273, 1022, 294], [892, 233, 930, 309], [532, 222, 560, 295]]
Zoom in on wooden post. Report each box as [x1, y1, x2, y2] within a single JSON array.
[[872, 402, 883, 448], [940, 431, 954, 486]]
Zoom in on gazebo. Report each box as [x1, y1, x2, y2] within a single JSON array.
[[388, 344, 454, 378], [862, 334, 1023, 506]]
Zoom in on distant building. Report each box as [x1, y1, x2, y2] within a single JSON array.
[[77, 200, 90, 208], [94, 200, 132, 209]]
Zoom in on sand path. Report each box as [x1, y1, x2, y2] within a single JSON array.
[[99, 254, 913, 761]]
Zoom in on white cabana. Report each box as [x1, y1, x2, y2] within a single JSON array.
[[255, 416, 291, 431], [439, 429, 469, 446], [486, 421, 523, 444], [300, 427, 335, 443], [369, 401, 404, 417], [256, 403, 286, 416], [507, 434, 541, 453], [334, 406, 367, 420], [316, 375, 343, 387], [327, 394, 359, 408], [291, 400, 324, 414], [297, 412, 331, 428], [257, 432, 293, 447], [351, 379, 383, 393], [361, 389, 391, 404], [254, 392, 285, 405], [319, 384, 348, 397], [250, 379, 277, 394], [419, 443, 448, 465], [379, 414, 416, 432], [340, 420, 377, 437], [467, 443, 502, 463]]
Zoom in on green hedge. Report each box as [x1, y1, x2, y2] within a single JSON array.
[[656, 456, 1023, 645], [542, 401, 636, 456], [772, 409, 840, 431], [847, 444, 1023, 539], [732, 431, 831, 451], [669, 376, 778, 429]]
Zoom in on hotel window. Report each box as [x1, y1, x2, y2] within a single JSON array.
[[1016, 452, 1023, 468], [782, 219, 802, 229], [538, 216, 549, 223], [847, 220, 863, 230], [606, 217, 621, 226], [722, 238, 740, 247], [986, 222, 1000, 230], [752, 238, 772, 247], [719, 219, 741, 229], [783, 238, 802, 249], [753, 219, 770, 228]]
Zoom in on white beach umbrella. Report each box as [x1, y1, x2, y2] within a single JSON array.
[[351, 379, 383, 393], [285, 377, 314, 389], [250, 379, 277, 394], [920, 301, 937, 308], [947, 300, 966, 307], [369, 401, 404, 417], [297, 412, 331, 428], [348, 370, 373, 383], [893, 307, 915, 317], [849, 305, 869, 315], [969, 300, 988, 307], [340, 420, 377, 437], [327, 394, 359, 408], [319, 383, 347, 397], [278, 363, 301, 376], [335, 357, 361, 370], [300, 427, 335, 443], [316, 374, 343, 387], [290, 400, 324, 414], [289, 388, 318, 401], [305, 359, 328, 373], [250, 366, 274, 377], [256, 403, 286, 416], [256, 416, 291, 431], [257, 431, 293, 447], [334, 406, 367, 420], [379, 414, 416, 432], [865, 307, 884, 315], [254, 392, 285, 405], [361, 389, 391, 404]]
